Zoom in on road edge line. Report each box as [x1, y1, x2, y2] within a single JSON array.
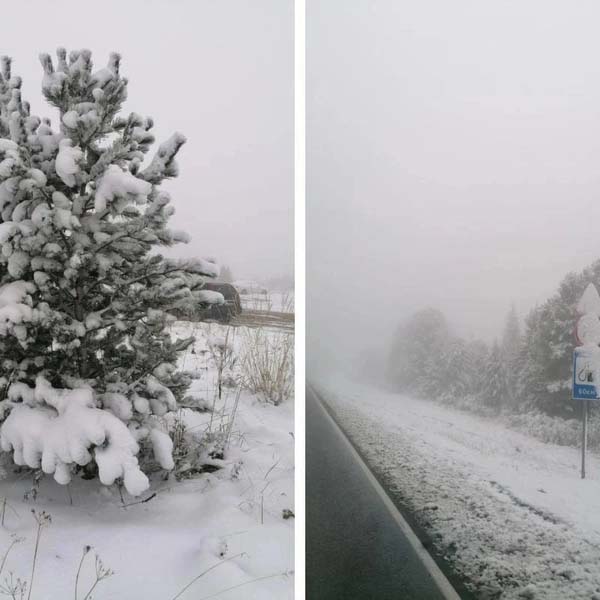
[[309, 384, 462, 600]]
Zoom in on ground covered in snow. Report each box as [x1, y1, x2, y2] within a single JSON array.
[[315, 374, 600, 600], [0, 322, 294, 600]]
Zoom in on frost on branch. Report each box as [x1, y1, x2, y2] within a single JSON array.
[[0, 47, 220, 493]]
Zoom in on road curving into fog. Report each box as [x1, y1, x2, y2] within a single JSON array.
[[306, 385, 462, 600]]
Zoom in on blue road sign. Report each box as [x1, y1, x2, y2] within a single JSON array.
[[573, 347, 600, 400]]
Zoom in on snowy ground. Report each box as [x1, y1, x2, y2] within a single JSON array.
[[0, 322, 294, 600], [315, 374, 600, 600]]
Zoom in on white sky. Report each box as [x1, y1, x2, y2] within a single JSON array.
[[1, 0, 293, 283], [308, 0, 600, 370]]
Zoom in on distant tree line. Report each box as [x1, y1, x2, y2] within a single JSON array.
[[387, 260, 600, 418]]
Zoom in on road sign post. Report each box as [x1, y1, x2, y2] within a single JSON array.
[[573, 347, 600, 479], [582, 400, 588, 479], [574, 284, 600, 479]]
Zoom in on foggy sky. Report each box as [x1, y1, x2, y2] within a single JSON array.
[[2, 0, 293, 283], [308, 0, 600, 373]]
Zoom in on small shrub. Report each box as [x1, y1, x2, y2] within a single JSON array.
[[506, 411, 600, 450], [241, 329, 293, 405]]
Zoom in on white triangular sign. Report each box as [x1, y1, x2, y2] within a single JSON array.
[[577, 283, 600, 316]]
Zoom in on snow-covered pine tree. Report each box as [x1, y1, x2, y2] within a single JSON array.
[[387, 308, 450, 396], [501, 303, 521, 406], [0, 49, 223, 496], [467, 338, 489, 397], [435, 337, 475, 399], [515, 307, 545, 410], [219, 265, 233, 284], [480, 341, 509, 409]]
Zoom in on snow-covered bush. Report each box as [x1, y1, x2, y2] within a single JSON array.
[[0, 49, 223, 495], [506, 410, 600, 451], [437, 392, 500, 418]]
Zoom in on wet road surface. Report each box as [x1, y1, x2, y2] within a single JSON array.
[[306, 386, 460, 600]]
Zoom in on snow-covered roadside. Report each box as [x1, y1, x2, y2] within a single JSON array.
[[315, 374, 600, 600], [0, 322, 294, 600]]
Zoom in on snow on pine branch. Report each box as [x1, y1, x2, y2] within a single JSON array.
[[139, 133, 187, 184], [94, 164, 152, 211], [0, 376, 149, 496], [0, 280, 35, 338], [164, 257, 221, 279], [55, 139, 83, 187]]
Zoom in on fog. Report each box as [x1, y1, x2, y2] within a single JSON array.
[[1, 0, 293, 284], [307, 0, 600, 375]]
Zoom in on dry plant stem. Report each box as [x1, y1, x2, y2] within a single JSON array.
[[121, 493, 157, 508], [0, 500, 19, 529], [0, 539, 20, 577], [170, 553, 246, 600], [82, 578, 99, 600], [27, 514, 48, 600], [193, 572, 288, 600], [80, 553, 113, 600], [224, 385, 242, 450], [208, 390, 218, 432], [217, 332, 225, 400], [263, 457, 281, 481], [74, 551, 86, 600], [1, 572, 26, 600]]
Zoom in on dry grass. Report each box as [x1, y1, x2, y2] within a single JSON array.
[[240, 328, 294, 406]]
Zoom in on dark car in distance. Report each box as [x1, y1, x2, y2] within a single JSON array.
[[198, 282, 242, 323]]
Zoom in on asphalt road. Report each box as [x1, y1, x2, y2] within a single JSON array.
[[306, 386, 458, 600]]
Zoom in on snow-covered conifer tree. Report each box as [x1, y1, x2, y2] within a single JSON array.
[[219, 265, 233, 284], [467, 339, 489, 397], [0, 49, 223, 495], [518, 263, 600, 416], [481, 341, 509, 409], [436, 337, 476, 399], [501, 304, 521, 405], [387, 308, 449, 395]]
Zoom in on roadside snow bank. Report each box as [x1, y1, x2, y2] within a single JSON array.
[[316, 374, 600, 600]]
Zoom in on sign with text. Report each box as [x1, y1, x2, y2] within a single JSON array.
[[573, 346, 600, 400]]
